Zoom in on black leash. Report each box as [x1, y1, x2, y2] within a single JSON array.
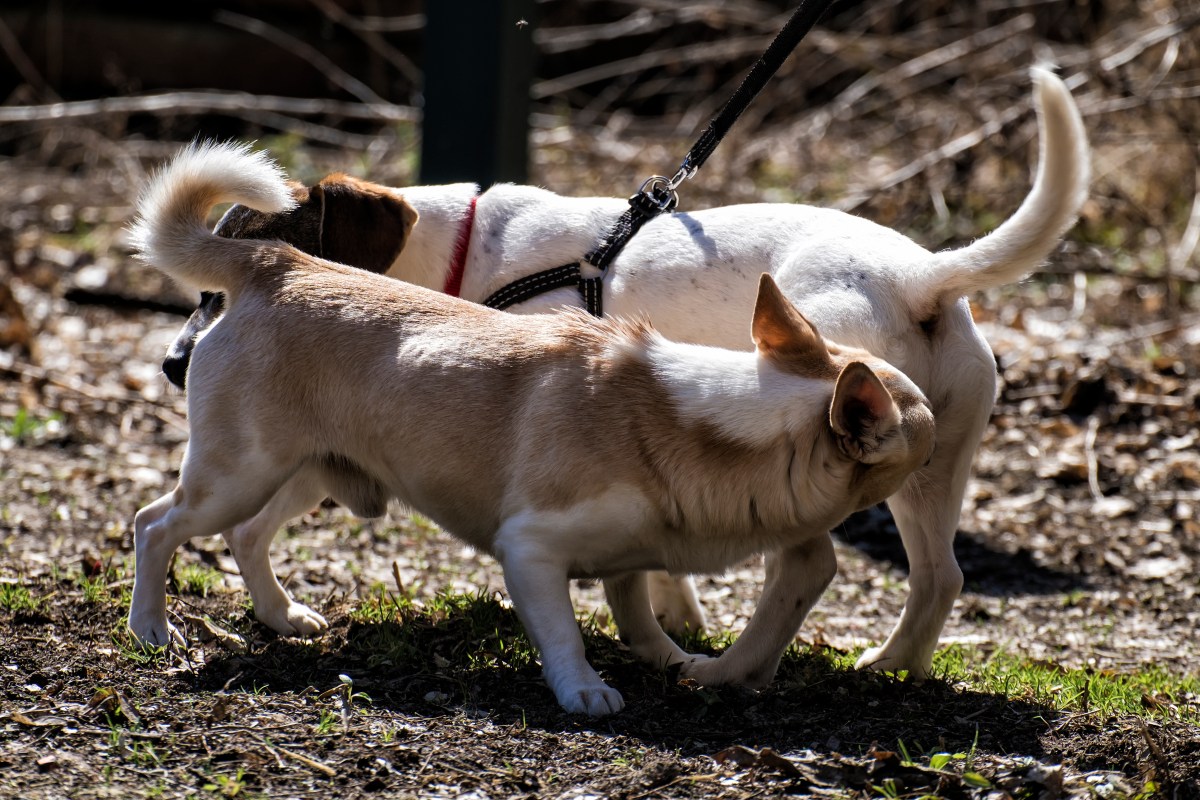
[[483, 0, 836, 316]]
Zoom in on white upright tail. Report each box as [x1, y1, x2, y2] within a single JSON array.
[[128, 141, 296, 292], [912, 68, 1090, 310]]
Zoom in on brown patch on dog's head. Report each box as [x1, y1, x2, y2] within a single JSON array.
[[751, 273, 837, 379], [214, 174, 418, 275], [314, 174, 418, 272]]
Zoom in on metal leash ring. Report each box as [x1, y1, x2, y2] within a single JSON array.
[[636, 175, 679, 212]]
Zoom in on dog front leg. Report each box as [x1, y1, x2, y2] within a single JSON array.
[[222, 471, 329, 637], [681, 534, 836, 689], [496, 526, 623, 716], [604, 572, 697, 670]]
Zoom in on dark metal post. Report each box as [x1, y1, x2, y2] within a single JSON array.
[[420, 0, 536, 187]]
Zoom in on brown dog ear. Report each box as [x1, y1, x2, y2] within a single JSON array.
[[213, 183, 324, 256], [315, 174, 419, 274], [830, 361, 901, 463], [751, 273, 827, 362]]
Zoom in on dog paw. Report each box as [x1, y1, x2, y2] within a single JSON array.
[[259, 602, 329, 637], [854, 646, 932, 678], [677, 654, 722, 684], [556, 684, 625, 716], [128, 615, 185, 651], [679, 654, 773, 689]]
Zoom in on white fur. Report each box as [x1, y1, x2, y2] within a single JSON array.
[[129, 141, 297, 291], [648, 340, 835, 448]]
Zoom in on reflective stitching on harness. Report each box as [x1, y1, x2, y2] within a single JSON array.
[[483, 263, 581, 309], [580, 276, 603, 317]]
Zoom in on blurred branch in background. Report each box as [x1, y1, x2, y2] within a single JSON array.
[[0, 0, 1196, 289]]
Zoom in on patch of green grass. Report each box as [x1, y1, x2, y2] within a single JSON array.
[[1, 408, 64, 444], [110, 624, 171, 665], [314, 708, 338, 736], [349, 586, 538, 675], [129, 740, 164, 768], [71, 562, 132, 608], [78, 574, 112, 604], [933, 644, 1200, 723], [405, 512, 442, 538], [0, 582, 41, 614], [173, 563, 223, 598], [203, 767, 249, 798]]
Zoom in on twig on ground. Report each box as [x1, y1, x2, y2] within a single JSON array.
[[814, 14, 1036, 133], [1085, 416, 1102, 502], [238, 110, 383, 150], [1099, 18, 1186, 73], [1169, 167, 1200, 279], [333, 12, 424, 33], [0, 359, 188, 431], [532, 35, 775, 100], [835, 102, 1025, 212], [254, 736, 337, 777]]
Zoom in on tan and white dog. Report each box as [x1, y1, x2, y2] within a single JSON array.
[[127, 142, 935, 715], [163, 68, 1089, 678]]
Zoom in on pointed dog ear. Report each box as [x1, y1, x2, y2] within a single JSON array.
[[751, 273, 827, 362], [316, 174, 419, 274], [830, 362, 901, 463]]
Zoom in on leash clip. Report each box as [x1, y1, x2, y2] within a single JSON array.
[[669, 158, 698, 191], [635, 175, 679, 213], [635, 159, 697, 214]]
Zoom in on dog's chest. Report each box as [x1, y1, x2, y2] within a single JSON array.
[[512, 485, 801, 579]]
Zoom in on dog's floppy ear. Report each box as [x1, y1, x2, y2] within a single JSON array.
[[751, 273, 827, 363], [315, 174, 419, 274], [214, 183, 325, 256], [830, 362, 902, 463]]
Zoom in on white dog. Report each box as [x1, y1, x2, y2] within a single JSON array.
[[126, 141, 935, 714], [163, 68, 1088, 679]]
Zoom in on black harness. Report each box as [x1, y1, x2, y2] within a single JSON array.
[[482, 0, 835, 317]]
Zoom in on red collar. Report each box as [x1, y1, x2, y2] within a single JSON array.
[[441, 195, 477, 298]]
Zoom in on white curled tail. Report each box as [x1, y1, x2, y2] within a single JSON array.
[[127, 141, 296, 292], [915, 68, 1090, 310]]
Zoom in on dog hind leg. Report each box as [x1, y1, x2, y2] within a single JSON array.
[[222, 470, 330, 637], [853, 431, 974, 676], [128, 457, 291, 648]]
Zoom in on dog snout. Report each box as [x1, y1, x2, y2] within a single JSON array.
[[162, 354, 188, 389]]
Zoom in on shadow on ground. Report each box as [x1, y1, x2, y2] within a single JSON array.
[[196, 599, 1057, 764], [836, 506, 1088, 596]]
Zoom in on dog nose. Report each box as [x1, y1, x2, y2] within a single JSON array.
[[162, 356, 188, 390]]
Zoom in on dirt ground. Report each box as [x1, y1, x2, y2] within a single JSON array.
[[3, 42, 1200, 800]]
